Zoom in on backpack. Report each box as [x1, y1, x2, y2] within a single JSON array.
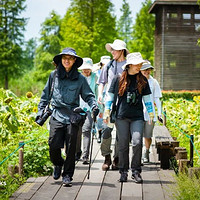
[[106, 59, 114, 79]]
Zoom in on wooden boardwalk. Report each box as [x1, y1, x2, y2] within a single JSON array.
[[10, 126, 175, 200]]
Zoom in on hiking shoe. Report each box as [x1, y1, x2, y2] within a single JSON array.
[[75, 151, 82, 161], [82, 157, 89, 165], [62, 175, 72, 187], [143, 149, 150, 163], [102, 154, 112, 171], [111, 157, 119, 170], [53, 166, 62, 180], [131, 172, 143, 183], [119, 172, 128, 182]]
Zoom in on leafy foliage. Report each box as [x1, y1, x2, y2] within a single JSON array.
[[163, 96, 200, 166], [0, 0, 27, 89], [60, 0, 118, 63], [0, 89, 52, 199], [128, 0, 155, 64], [34, 10, 62, 83], [117, 0, 133, 44], [172, 172, 200, 200]]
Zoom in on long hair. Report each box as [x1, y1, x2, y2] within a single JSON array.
[[118, 68, 147, 96]]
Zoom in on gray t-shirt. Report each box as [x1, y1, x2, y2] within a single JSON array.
[[97, 59, 126, 101]]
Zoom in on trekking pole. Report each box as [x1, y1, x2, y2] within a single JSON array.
[[87, 117, 96, 179]]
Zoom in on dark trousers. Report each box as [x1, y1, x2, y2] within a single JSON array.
[[49, 117, 79, 178]]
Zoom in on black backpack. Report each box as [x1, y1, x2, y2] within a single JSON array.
[[106, 59, 114, 79]]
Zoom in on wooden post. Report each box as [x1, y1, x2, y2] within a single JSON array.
[[177, 150, 187, 160], [19, 141, 24, 175], [179, 159, 190, 173], [188, 167, 200, 179], [190, 134, 194, 167], [174, 147, 186, 160]]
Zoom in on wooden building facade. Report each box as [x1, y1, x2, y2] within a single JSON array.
[[149, 0, 200, 90]]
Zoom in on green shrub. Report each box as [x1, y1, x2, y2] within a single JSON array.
[[162, 90, 200, 101], [172, 173, 200, 200]]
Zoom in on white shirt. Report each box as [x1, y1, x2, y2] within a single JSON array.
[[143, 75, 162, 122]]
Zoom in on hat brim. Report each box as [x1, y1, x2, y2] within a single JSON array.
[[105, 43, 129, 54], [53, 53, 83, 67], [78, 65, 92, 70], [122, 60, 146, 70], [140, 64, 154, 71]]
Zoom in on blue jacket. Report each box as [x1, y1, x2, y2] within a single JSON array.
[[37, 63, 97, 124]]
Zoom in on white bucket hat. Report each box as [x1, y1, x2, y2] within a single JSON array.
[[78, 58, 93, 70], [92, 55, 111, 72], [141, 62, 154, 70], [105, 39, 129, 54], [122, 52, 146, 70], [100, 55, 111, 65]]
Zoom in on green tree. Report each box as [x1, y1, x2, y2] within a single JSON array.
[[128, 0, 155, 64], [0, 0, 27, 89], [117, 0, 133, 44], [60, 0, 118, 63], [34, 11, 62, 83]]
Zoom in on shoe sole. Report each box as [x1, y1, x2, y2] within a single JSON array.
[[131, 176, 143, 184], [63, 182, 72, 187]]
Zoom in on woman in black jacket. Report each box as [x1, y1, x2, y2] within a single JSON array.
[[104, 52, 154, 183]]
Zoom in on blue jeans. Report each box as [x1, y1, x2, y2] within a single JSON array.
[[115, 119, 144, 173]]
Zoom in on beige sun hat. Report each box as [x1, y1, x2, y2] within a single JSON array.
[[92, 55, 111, 72], [105, 39, 129, 54], [141, 62, 154, 70], [122, 52, 146, 70], [78, 58, 93, 70]]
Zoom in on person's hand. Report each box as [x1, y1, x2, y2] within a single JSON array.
[[92, 106, 99, 121], [157, 115, 163, 123], [103, 109, 110, 124], [98, 94, 103, 104], [98, 112, 103, 118], [148, 113, 154, 125]]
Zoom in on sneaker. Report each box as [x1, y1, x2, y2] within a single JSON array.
[[119, 172, 128, 182], [131, 172, 143, 183], [82, 157, 89, 165], [143, 149, 150, 163], [75, 151, 82, 161], [111, 157, 119, 170], [53, 166, 62, 180], [62, 175, 72, 187]]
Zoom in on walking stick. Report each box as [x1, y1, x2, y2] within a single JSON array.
[[87, 116, 96, 179]]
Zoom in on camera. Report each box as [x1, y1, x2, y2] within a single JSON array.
[[127, 92, 136, 105], [35, 108, 52, 126]]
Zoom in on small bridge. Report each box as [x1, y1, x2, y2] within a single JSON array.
[[10, 125, 175, 200]]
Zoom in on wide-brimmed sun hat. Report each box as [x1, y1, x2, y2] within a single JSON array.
[[122, 52, 146, 70], [141, 62, 154, 70], [92, 55, 111, 72], [78, 58, 93, 70], [100, 55, 111, 65], [105, 39, 129, 54], [53, 47, 83, 67]]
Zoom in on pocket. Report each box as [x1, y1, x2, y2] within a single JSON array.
[[63, 86, 77, 104]]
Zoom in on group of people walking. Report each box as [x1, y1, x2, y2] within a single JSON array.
[[36, 39, 162, 187]]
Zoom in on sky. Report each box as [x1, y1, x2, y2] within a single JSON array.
[[22, 0, 145, 41]]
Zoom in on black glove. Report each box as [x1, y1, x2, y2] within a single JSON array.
[[92, 106, 99, 121]]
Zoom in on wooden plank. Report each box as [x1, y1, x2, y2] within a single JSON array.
[[121, 171, 142, 200], [157, 169, 176, 200], [53, 138, 101, 200], [98, 170, 121, 200], [142, 139, 165, 200], [10, 177, 48, 200], [30, 176, 62, 200], [75, 148, 105, 200]]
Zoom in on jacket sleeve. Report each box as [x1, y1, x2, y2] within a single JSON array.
[[37, 71, 54, 116]]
